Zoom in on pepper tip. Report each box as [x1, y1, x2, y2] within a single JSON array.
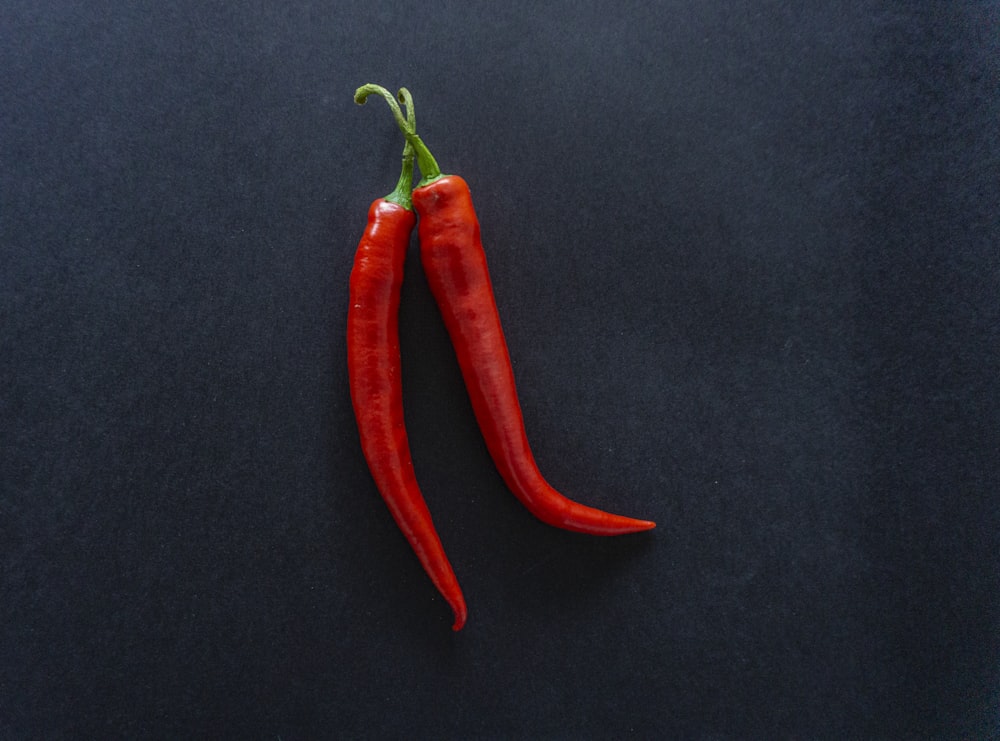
[[451, 604, 467, 631]]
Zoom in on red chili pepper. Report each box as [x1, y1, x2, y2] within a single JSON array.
[[356, 85, 655, 536], [414, 176, 655, 534], [348, 89, 466, 630]]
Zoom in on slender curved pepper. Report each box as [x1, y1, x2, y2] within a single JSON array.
[[348, 90, 466, 630], [356, 84, 655, 536]]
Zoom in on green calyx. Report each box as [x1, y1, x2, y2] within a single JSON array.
[[355, 83, 445, 188]]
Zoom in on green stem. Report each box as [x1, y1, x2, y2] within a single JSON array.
[[354, 84, 445, 187], [399, 87, 416, 132], [382, 90, 416, 209], [383, 142, 414, 210]]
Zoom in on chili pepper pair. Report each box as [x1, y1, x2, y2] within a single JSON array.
[[347, 84, 655, 630]]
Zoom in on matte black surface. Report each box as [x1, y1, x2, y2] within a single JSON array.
[[3, 1, 998, 737]]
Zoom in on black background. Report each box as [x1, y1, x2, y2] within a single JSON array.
[[3, 1, 999, 738]]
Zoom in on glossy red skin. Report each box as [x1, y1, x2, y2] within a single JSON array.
[[413, 176, 655, 535], [348, 198, 467, 630]]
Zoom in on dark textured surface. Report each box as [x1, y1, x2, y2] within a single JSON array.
[[3, 1, 998, 737]]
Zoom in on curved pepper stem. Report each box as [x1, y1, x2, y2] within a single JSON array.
[[381, 88, 416, 210], [354, 83, 445, 187]]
